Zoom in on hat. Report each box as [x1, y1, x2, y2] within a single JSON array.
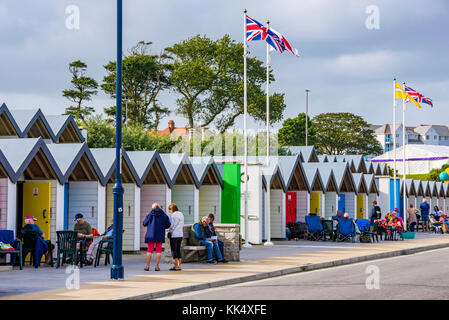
[[394, 208, 399, 212], [74, 213, 84, 220], [25, 215, 37, 221], [372, 200, 377, 204]]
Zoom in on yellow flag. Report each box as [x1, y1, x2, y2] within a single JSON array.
[[394, 81, 422, 108]]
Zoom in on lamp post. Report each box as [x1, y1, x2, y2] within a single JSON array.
[[305, 89, 310, 146], [111, 0, 124, 280]]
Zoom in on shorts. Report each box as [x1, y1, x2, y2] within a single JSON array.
[[421, 215, 430, 222], [147, 242, 163, 253]]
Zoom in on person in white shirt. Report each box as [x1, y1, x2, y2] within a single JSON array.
[[168, 203, 184, 271]]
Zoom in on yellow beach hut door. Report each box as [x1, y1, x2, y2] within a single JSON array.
[[310, 192, 320, 215], [23, 182, 51, 239], [357, 194, 365, 219]]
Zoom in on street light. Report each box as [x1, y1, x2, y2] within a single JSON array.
[[305, 89, 310, 146], [111, 0, 124, 280]]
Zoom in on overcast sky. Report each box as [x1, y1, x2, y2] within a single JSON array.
[[1, 0, 448, 131]]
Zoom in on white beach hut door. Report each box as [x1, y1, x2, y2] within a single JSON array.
[[68, 182, 98, 230], [172, 185, 195, 224]]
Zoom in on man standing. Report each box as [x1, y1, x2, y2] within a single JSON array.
[[369, 201, 381, 225], [420, 198, 430, 232]]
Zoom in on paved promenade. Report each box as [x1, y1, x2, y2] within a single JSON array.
[[1, 233, 448, 300]]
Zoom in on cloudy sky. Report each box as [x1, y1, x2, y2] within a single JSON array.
[[1, 0, 448, 131]]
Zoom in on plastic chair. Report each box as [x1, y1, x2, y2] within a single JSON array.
[[0, 230, 22, 270], [356, 219, 376, 243], [21, 229, 40, 267], [322, 220, 335, 241], [305, 215, 324, 241], [335, 218, 356, 242], [94, 238, 113, 267], [56, 231, 77, 268]]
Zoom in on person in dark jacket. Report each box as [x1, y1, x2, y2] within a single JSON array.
[[207, 213, 227, 262], [420, 198, 430, 232], [142, 203, 171, 271], [193, 216, 226, 264], [369, 201, 381, 225]]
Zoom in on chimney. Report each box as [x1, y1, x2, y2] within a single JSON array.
[[168, 120, 175, 133]]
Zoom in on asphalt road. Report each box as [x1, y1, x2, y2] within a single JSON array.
[[159, 247, 449, 300]]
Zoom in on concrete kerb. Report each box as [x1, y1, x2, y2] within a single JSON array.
[[119, 241, 449, 300]]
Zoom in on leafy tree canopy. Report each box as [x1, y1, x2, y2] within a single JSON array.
[[62, 60, 98, 124], [166, 34, 286, 132], [312, 112, 383, 156], [278, 112, 315, 146]]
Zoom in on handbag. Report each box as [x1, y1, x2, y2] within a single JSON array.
[[167, 232, 172, 239]]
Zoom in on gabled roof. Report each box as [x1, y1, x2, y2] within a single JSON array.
[[317, 155, 328, 163], [287, 146, 318, 162], [421, 181, 431, 196], [189, 156, 224, 189], [436, 181, 444, 197], [351, 173, 369, 194], [126, 150, 170, 186], [159, 153, 199, 188], [428, 181, 437, 197], [301, 164, 325, 192], [276, 155, 310, 192], [47, 143, 103, 184], [0, 103, 21, 136], [301, 163, 339, 193], [9, 109, 55, 141], [344, 155, 367, 173], [45, 114, 84, 143], [261, 161, 286, 191], [443, 183, 449, 197], [365, 161, 374, 174], [400, 179, 416, 197], [328, 162, 356, 193], [363, 174, 379, 195], [90, 148, 139, 185], [413, 180, 424, 196], [0, 137, 63, 183]]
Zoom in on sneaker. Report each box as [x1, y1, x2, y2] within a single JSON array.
[[218, 259, 228, 263], [206, 260, 217, 264]]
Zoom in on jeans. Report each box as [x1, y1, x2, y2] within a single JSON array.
[[200, 240, 223, 262], [409, 222, 416, 232]]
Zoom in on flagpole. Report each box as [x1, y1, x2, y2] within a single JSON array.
[[242, 9, 251, 248], [393, 78, 397, 211], [402, 81, 407, 230], [264, 20, 273, 247]]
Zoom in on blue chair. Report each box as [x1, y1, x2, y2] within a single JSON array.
[[335, 218, 356, 242], [0, 230, 22, 270], [305, 215, 324, 241], [356, 218, 377, 243]]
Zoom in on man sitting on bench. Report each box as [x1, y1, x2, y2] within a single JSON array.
[[192, 216, 227, 264]]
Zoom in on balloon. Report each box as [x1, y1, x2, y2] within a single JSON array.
[[445, 167, 449, 175], [440, 171, 449, 181]]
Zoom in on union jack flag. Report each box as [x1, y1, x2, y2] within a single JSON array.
[[404, 85, 433, 108], [246, 16, 268, 42], [266, 28, 299, 57]]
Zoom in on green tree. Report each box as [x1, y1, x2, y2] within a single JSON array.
[[166, 34, 286, 132], [85, 115, 115, 148], [312, 112, 383, 156], [62, 60, 98, 124], [278, 112, 315, 146], [102, 41, 172, 129], [427, 164, 449, 181]]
